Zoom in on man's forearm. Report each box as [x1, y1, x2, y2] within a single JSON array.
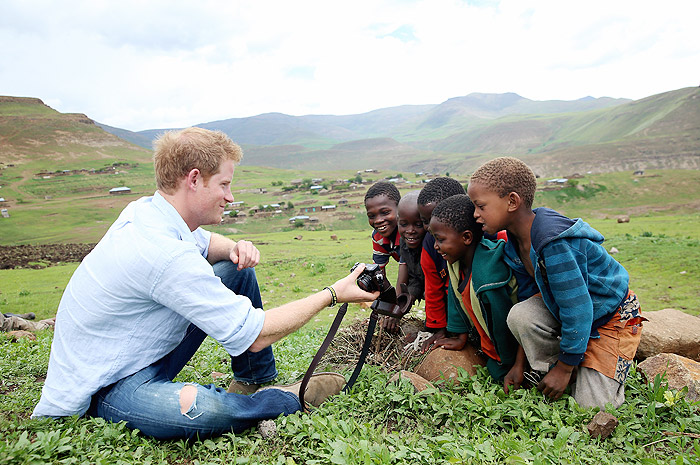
[[207, 232, 236, 264], [249, 289, 333, 352], [248, 265, 380, 352]]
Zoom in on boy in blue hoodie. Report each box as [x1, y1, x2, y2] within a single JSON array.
[[467, 157, 644, 409]]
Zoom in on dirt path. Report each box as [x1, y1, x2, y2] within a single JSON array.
[[0, 243, 95, 269]]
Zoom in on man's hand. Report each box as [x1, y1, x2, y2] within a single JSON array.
[[538, 361, 574, 400], [331, 263, 380, 303], [230, 240, 260, 270]]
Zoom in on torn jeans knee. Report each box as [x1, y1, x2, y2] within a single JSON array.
[[179, 383, 203, 420]]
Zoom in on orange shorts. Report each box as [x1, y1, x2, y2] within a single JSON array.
[[580, 291, 645, 383]]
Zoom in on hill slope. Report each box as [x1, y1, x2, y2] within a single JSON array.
[[1, 96, 151, 167], [99, 88, 699, 176], [0, 96, 154, 242]]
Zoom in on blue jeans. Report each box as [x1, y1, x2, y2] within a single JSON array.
[[88, 261, 302, 440]]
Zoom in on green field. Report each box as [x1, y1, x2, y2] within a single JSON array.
[[3, 166, 698, 315], [1, 165, 699, 464]]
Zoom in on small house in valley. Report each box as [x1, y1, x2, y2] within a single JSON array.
[[109, 187, 131, 195]]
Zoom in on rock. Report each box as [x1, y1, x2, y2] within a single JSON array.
[[330, 234, 338, 241], [400, 320, 425, 340], [388, 370, 435, 392], [414, 345, 486, 382], [617, 216, 630, 223], [637, 309, 700, 362], [587, 411, 619, 438], [638, 353, 700, 402], [609, 247, 619, 254], [6, 330, 36, 341], [257, 419, 278, 439]]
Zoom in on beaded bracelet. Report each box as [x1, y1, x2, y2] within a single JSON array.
[[324, 286, 337, 307]]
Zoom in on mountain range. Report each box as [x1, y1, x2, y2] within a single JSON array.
[[98, 88, 700, 176], [2, 87, 698, 177]]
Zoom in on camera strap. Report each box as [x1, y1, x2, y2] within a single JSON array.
[[298, 303, 379, 411], [298, 286, 413, 411]]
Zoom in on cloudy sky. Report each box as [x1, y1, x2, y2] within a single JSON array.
[[2, 0, 699, 131]]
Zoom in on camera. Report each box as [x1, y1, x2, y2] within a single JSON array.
[[351, 262, 388, 293], [351, 262, 411, 319]]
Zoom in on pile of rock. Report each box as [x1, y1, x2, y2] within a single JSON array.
[[635, 308, 700, 402]]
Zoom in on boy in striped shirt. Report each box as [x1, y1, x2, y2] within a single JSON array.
[[365, 181, 401, 268]]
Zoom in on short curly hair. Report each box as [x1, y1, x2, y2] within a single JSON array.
[[154, 127, 243, 194], [398, 190, 420, 210], [431, 194, 483, 242], [417, 177, 465, 206], [364, 181, 401, 205], [469, 157, 537, 208]]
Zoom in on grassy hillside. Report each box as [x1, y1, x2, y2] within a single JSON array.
[[96, 88, 698, 176], [0, 96, 151, 166], [0, 95, 154, 237], [1, 92, 698, 246], [2, 138, 700, 246], [240, 88, 699, 175]]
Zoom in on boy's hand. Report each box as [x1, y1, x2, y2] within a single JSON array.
[[503, 366, 525, 394], [538, 362, 574, 400], [380, 315, 400, 333], [420, 328, 446, 353], [504, 345, 527, 394], [434, 333, 468, 351]]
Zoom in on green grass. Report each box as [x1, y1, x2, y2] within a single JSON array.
[[535, 170, 700, 218], [585, 216, 700, 315], [2, 160, 700, 462], [0, 265, 76, 319], [1, 330, 699, 464], [1, 217, 699, 463]]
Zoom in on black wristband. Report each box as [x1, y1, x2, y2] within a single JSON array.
[[324, 286, 337, 307]]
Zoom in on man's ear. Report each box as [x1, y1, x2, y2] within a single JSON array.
[[462, 230, 474, 246], [185, 168, 201, 191], [506, 191, 522, 212]]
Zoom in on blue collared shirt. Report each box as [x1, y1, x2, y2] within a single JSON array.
[[33, 192, 265, 417]]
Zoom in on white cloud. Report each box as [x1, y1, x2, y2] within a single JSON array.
[[2, 0, 699, 130]]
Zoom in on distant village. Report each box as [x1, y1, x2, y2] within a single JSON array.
[[0, 161, 651, 226]]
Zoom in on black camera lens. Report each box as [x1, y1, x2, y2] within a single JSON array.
[[351, 262, 384, 293], [356, 274, 374, 292]]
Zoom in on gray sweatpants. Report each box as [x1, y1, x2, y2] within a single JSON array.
[[506, 295, 625, 409]]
